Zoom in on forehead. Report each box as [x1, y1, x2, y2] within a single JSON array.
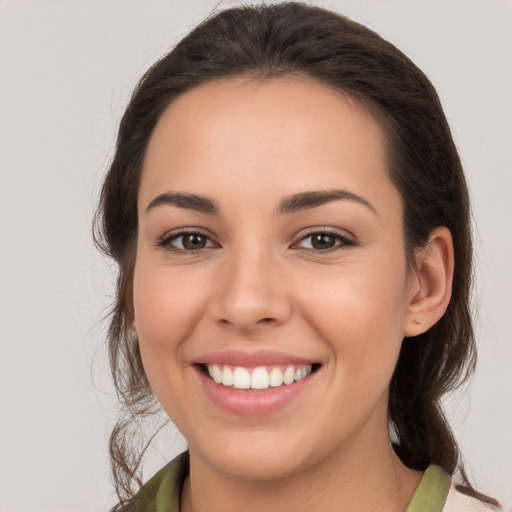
[[140, 77, 398, 217]]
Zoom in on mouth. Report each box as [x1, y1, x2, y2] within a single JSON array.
[[199, 363, 320, 390], [192, 350, 321, 414]]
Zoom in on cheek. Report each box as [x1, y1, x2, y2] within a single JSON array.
[[132, 260, 213, 422], [301, 256, 408, 326], [133, 259, 208, 368], [297, 253, 409, 374]]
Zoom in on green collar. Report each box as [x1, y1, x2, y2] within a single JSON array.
[[126, 452, 451, 512], [127, 452, 188, 512], [406, 464, 451, 512]]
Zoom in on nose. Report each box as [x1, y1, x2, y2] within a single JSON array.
[[208, 246, 292, 333]]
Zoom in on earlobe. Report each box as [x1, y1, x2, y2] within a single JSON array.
[[404, 226, 454, 337], [129, 320, 138, 342]]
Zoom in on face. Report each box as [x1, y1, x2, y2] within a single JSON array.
[[133, 77, 417, 480]]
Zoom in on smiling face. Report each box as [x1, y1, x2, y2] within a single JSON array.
[[133, 77, 418, 480]]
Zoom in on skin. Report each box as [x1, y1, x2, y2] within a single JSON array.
[[133, 77, 453, 512]]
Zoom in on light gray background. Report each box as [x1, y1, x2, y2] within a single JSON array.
[[0, 1, 511, 511]]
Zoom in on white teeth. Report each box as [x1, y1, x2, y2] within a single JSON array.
[[221, 365, 233, 386], [232, 367, 251, 389], [206, 363, 313, 390], [209, 364, 222, 383], [269, 367, 283, 387], [251, 367, 269, 389], [283, 366, 295, 385]]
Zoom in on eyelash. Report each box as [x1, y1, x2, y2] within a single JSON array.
[[155, 228, 356, 254], [293, 229, 356, 253], [155, 229, 216, 254]]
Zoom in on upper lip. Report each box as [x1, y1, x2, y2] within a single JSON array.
[[193, 349, 318, 367]]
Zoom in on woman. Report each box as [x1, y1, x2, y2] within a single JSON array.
[[95, 3, 500, 511]]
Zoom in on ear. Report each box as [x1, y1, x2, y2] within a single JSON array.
[[404, 226, 454, 337]]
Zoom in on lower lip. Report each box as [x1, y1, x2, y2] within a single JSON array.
[[196, 366, 315, 415]]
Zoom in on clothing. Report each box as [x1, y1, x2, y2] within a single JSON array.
[[122, 452, 495, 512]]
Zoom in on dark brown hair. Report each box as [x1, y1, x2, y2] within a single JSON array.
[[95, 2, 482, 503]]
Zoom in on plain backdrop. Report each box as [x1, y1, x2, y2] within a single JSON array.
[[0, 1, 511, 511]]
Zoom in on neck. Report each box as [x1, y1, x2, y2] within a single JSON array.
[[181, 426, 422, 512]]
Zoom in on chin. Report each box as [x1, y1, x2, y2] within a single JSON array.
[[194, 433, 313, 482], [212, 453, 305, 482]]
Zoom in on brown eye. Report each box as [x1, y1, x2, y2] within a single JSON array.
[[181, 233, 208, 250], [295, 231, 355, 252], [310, 233, 337, 250], [157, 231, 217, 252]]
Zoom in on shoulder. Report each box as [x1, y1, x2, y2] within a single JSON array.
[[443, 480, 501, 512]]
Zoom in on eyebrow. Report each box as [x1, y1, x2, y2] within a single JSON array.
[[145, 188, 376, 216], [146, 192, 220, 214], [276, 189, 377, 216]]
